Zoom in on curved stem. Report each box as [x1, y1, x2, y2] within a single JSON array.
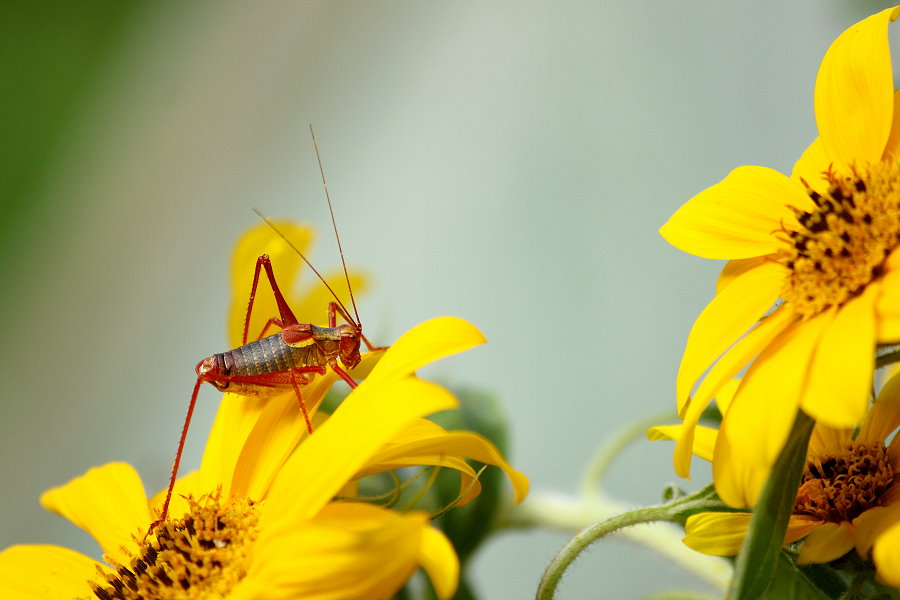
[[535, 486, 724, 600], [536, 505, 671, 600]]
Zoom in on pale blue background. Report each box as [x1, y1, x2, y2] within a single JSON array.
[[1, 2, 896, 597]]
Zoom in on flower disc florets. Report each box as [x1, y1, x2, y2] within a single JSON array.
[[85, 494, 258, 600], [794, 441, 893, 524], [781, 162, 900, 319]]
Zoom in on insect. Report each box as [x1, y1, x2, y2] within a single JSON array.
[[148, 128, 382, 536]]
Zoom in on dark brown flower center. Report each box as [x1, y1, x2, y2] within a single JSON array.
[[794, 441, 894, 523], [82, 495, 258, 600], [780, 162, 900, 318]]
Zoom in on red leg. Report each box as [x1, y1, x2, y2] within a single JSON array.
[[289, 371, 314, 435], [146, 376, 204, 540], [256, 318, 284, 341], [331, 363, 359, 388], [242, 255, 299, 345], [328, 301, 387, 352]]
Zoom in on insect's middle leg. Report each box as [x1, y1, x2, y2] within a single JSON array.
[[289, 370, 314, 435]]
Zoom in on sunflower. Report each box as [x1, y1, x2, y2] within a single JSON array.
[[659, 6, 900, 508], [0, 316, 529, 599], [651, 372, 900, 570]]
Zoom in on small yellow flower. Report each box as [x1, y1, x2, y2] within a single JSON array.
[[651, 373, 900, 568], [659, 6, 900, 507], [0, 317, 528, 599]]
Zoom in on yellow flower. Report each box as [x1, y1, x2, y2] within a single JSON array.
[[0, 222, 528, 599], [651, 373, 900, 568], [0, 317, 528, 599], [659, 6, 900, 507]]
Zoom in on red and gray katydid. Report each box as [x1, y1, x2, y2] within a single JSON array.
[[148, 130, 383, 536]]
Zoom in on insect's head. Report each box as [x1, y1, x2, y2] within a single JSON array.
[[337, 323, 362, 369]]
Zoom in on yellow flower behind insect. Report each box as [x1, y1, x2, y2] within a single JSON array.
[[659, 6, 900, 507], [0, 223, 528, 599], [650, 373, 900, 570], [227, 221, 369, 348], [0, 317, 528, 600]]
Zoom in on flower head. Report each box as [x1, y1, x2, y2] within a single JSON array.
[[0, 316, 528, 600], [0, 223, 528, 599], [651, 372, 900, 569], [659, 7, 900, 507]]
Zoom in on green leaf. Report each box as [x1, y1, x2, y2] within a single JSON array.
[[755, 551, 834, 600], [431, 389, 510, 564], [728, 410, 814, 599]]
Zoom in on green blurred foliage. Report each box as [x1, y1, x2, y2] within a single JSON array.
[[0, 2, 139, 305]]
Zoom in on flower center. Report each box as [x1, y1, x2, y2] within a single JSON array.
[[793, 441, 893, 523], [780, 161, 900, 319], [84, 495, 259, 600]]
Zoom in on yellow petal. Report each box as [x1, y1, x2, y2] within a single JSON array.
[[660, 166, 810, 259], [676, 260, 783, 413], [418, 525, 460, 600], [852, 501, 900, 556], [648, 424, 717, 463], [197, 392, 268, 499], [786, 515, 824, 544], [228, 222, 315, 348], [713, 378, 740, 415], [874, 520, 900, 587], [40, 463, 149, 565], [881, 89, 900, 159], [859, 371, 900, 442], [683, 512, 820, 558], [683, 512, 752, 556], [716, 257, 772, 293], [147, 470, 200, 521], [261, 376, 459, 528], [807, 423, 853, 456], [673, 306, 795, 478], [714, 314, 829, 508], [815, 7, 900, 166], [0, 545, 102, 599], [236, 504, 450, 600], [791, 137, 830, 195], [876, 248, 900, 342], [229, 375, 334, 501], [363, 421, 529, 504], [365, 317, 486, 385], [797, 522, 854, 565], [800, 287, 876, 428]]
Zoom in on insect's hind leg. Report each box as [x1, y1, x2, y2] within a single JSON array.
[[242, 255, 299, 345]]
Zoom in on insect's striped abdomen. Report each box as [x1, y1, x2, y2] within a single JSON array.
[[221, 333, 325, 377]]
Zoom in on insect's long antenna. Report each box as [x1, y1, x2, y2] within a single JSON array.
[[251, 208, 356, 325], [309, 124, 362, 328]]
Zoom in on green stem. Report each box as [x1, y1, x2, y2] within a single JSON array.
[[535, 486, 723, 600]]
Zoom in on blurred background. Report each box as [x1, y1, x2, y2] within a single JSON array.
[[2, 1, 897, 597]]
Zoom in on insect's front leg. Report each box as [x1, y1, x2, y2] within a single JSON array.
[[328, 301, 387, 352]]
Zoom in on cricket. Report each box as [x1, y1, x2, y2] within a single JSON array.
[[148, 127, 383, 535]]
